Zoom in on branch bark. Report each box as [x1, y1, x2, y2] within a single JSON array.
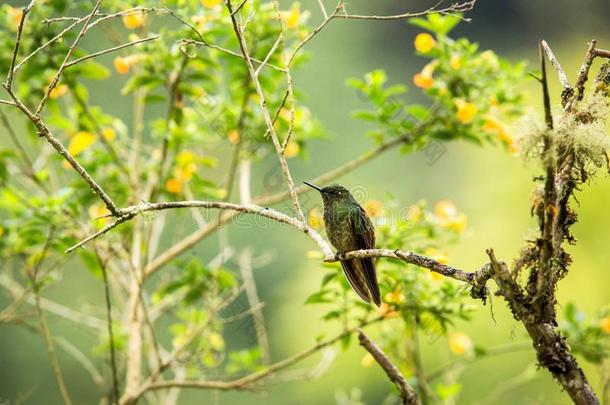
[[358, 330, 421, 405]]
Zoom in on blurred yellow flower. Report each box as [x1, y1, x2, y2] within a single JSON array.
[[424, 247, 449, 265], [209, 332, 225, 351], [7, 7, 23, 31], [430, 271, 444, 282], [364, 200, 384, 217], [68, 131, 96, 156], [361, 353, 375, 368], [228, 129, 240, 145], [0, 226, 4, 237], [166, 178, 183, 194], [113, 56, 131, 74], [435, 200, 457, 220], [284, 141, 300, 158], [113, 55, 143, 75], [384, 289, 403, 304], [483, 117, 515, 152], [88, 205, 111, 227], [177, 150, 196, 166], [101, 128, 116, 141], [308, 208, 324, 229], [201, 0, 223, 8], [49, 84, 69, 99], [450, 54, 462, 70], [448, 332, 473, 355], [192, 15, 207, 29], [414, 33, 436, 53], [377, 302, 399, 318], [407, 205, 422, 223], [176, 163, 198, 182], [284, 3, 301, 29], [413, 72, 434, 89], [600, 317, 610, 334], [445, 213, 468, 233], [454, 99, 478, 124], [122, 12, 145, 29], [480, 50, 499, 69]]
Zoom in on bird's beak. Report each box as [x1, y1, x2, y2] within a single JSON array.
[[303, 181, 323, 192]]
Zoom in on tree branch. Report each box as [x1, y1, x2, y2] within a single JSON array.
[[358, 330, 421, 405]]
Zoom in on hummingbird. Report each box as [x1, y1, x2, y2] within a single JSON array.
[[304, 181, 381, 306]]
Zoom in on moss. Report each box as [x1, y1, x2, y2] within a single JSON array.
[[516, 92, 610, 178]]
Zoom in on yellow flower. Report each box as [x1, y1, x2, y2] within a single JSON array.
[[454, 99, 478, 124], [209, 332, 225, 351], [361, 353, 375, 368], [68, 131, 96, 156], [424, 247, 449, 265], [101, 128, 116, 141], [406, 205, 421, 223], [413, 72, 434, 89], [308, 208, 324, 229], [414, 33, 436, 53], [166, 178, 183, 194], [201, 0, 223, 8], [483, 117, 515, 151], [377, 302, 399, 318], [384, 289, 403, 304], [448, 332, 473, 355], [177, 150, 196, 167], [122, 12, 145, 29], [7, 7, 23, 31], [228, 129, 240, 145], [176, 163, 197, 182], [49, 84, 69, 99], [435, 200, 457, 220], [430, 271, 444, 282], [450, 54, 462, 70], [600, 317, 610, 334], [88, 205, 111, 227], [284, 3, 301, 29], [444, 213, 468, 233], [113, 57, 131, 74], [364, 200, 384, 217], [0, 226, 4, 237], [480, 50, 500, 69], [113, 55, 143, 75], [284, 141, 300, 158]]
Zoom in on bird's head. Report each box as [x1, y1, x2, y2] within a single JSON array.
[[303, 181, 353, 205]]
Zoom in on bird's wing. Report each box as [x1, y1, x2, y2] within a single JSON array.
[[350, 206, 381, 306], [339, 260, 371, 303]]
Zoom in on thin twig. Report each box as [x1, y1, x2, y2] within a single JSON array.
[[95, 249, 120, 405], [225, 0, 306, 225], [29, 229, 73, 405], [540, 40, 571, 91], [358, 330, 421, 405], [36, 0, 103, 115], [65, 35, 159, 68], [5, 0, 35, 89], [539, 41, 553, 130]]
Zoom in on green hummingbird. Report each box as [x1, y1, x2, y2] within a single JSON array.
[[304, 181, 381, 306]]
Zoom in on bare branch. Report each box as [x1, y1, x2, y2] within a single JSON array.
[[36, 0, 103, 115], [225, 0, 306, 224], [540, 40, 571, 91], [358, 330, 420, 405], [5, 0, 35, 89], [65, 35, 160, 68]]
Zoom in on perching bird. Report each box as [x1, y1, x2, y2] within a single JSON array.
[[304, 181, 381, 306]]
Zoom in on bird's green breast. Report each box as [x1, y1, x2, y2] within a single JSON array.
[[323, 200, 358, 252]]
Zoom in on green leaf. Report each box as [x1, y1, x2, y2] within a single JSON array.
[[305, 290, 331, 304], [77, 62, 110, 80]]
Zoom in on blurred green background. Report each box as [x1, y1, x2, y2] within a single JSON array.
[[1, 0, 609, 404]]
